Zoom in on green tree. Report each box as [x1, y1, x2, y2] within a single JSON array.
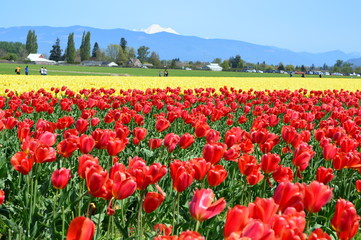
[[237, 58, 244, 70], [116, 48, 128, 65], [220, 60, 230, 71], [65, 33, 76, 63], [137, 46, 150, 63], [128, 47, 136, 59], [341, 62, 353, 74], [0, 41, 27, 59], [92, 42, 99, 58], [277, 62, 285, 71], [285, 64, 295, 72], [229, 55, 241, 69], [148, 51, 161, 67], [334, 60, 343, 68], [25, 30, 38, 53], [354, 66, 361, 74], [120, 38, 127, 51], [49, 38, 62, 62], [301, 65, 306, 72], [212, 58, 222, 64], [80, 31, 91, 61], [105, 44, 121, 62]]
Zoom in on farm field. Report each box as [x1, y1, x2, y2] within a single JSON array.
[[0, 63, 354, 78], [0, 75, 361, 94], [0, 75, 360, 239]]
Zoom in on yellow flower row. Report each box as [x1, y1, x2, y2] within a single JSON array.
[[0, 75, 360, 94]]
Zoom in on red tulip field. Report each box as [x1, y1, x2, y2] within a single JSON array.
[[0, 86, 360, 239]]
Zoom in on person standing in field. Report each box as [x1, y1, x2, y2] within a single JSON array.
[[15, 66, 21, 75], [40, 67, 44, 75], [25, 65, 29, 75]]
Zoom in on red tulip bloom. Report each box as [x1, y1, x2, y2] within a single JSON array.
[[238, 154, 258, 176], [33, 145, 57, 163], [114, 124, 130, 140], [303, 181, 333, 213], [190, 158, 211, 181], [224, 205, 249, 239], [57, 138, 79, 158], [339, 136, 358, 153], [134, 114, 144, 126], [133, 127, 147, 141], [148, 138, 162, 149], [17, 121, 31, 142], [194, 122, 210, 138], [207, 165, 228, 187], [170, 160, 195, 192], [272, 165, 293, 183], [78, 154, 99, 179], [85, 165, 109, 198], [308, 228, 331, 240], [3, 116, 18, 129], [66, 216, 95, 240], [10, 151, 34, 175], [52, 168, 72, 189], [292, 143, 315, 176], [250, 128, 269, 144], [246, 167, 264, 186], [223, 146, 241, 161], [331, 199, 360, 240], [356, 180, 361, 192], [155, 117, 170, 132], [90, 117, 100, 127], [248, 197, 278, 224], [270, 207, 306, 239], [273, 181, 304, 213], [128, 157, 167, 190], [178, 230, 205, 240], [203, 142, 226, 165], [56, 116, 74, 130], [143, 192, 165, 213], [205, 129, 221, 143], [260, 153, 280, 174], [0, 190, 5, 205], [179, 133, 195, 149], [106, 138, 128, 156], [78, 134, 95, 154], [240, 220, 275, 239], [322, 142, 338, 161], [189, 188, 226, 222], [112, 170, 137, 200], [316, 167, 334, 184], [163, 133, 180, 152], [75, 118, 89, 134]]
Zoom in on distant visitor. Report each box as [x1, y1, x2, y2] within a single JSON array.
[[25, 65, 29, 75], [15, 66, 21, 75]]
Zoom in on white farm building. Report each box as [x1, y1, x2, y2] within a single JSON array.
[[205, 63, 223, 71], [26, 54, 56, 65]]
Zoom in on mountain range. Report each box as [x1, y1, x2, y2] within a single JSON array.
[[1, 25, 360, 66]]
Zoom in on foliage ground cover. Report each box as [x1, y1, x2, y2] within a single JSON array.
[[0, 77, 360, 239], [0, 63, 354, 77]]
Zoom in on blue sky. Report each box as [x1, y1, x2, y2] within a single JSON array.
[[2, 0, 360, 53]]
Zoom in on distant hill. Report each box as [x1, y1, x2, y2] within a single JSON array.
[[346, 57, 361, 67], [1, 25, 360, 66]]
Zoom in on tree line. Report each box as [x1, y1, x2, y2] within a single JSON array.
[[0, 29, 360, 73]]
